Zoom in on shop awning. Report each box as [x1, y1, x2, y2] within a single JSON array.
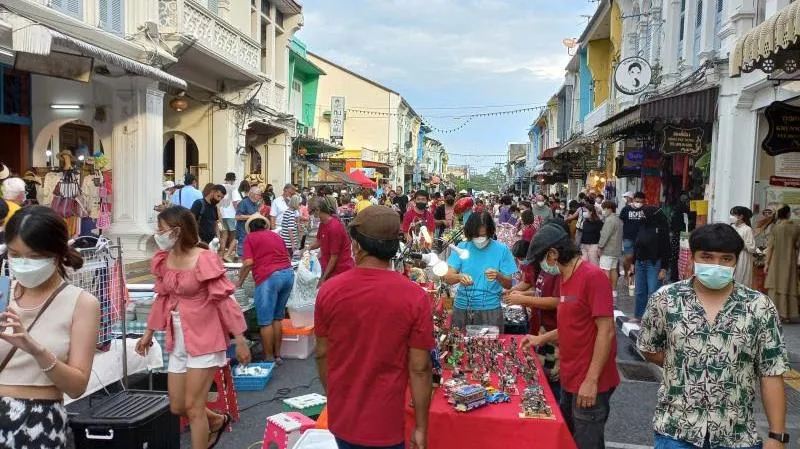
[[9, 17, 187, 90], [291, 49, 326, 76], [294, 135, 343, 155], [361, 160, 391, 169], [538, 147, 559, 160], [554, 133, 599, 156], [730, 2, 800, 77], [308, 164, 359, 185], [597, 87, 718, 139]]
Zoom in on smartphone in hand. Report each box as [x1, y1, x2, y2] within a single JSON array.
[[0, 275, 9, 313]]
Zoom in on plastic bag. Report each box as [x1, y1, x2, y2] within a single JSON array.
[[287, 252, 321, 308]]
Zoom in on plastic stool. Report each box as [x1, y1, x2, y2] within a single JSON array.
[[315, 406, 328, 429], [179, 360, 239, 431], [262, 412, 316, 449]]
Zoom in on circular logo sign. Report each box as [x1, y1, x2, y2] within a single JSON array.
[[614, 57, 652, 95]]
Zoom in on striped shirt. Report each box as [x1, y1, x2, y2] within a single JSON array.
[[279, 210, 298, 250]]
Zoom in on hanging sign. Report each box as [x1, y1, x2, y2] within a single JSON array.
[[659, 125, 704, 156], [769, 176, 800, 188], [330, 96, 345, 145], [762, 101, 800, 156], [613, 57, 652, 95]]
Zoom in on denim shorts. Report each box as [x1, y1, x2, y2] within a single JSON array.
[[254, 268, 295, 325], [623, 239, 635, 255]]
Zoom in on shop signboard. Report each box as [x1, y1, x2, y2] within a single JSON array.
[[619, 144, 644, 178], [330, 96, 345, 145], [762, 101, 800, 156], [770, 176, 800, 187], [775, 152, 800, 178], [659, 126, 704, 156], [614, 57, 652, 95]]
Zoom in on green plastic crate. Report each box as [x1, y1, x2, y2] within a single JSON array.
[[282, 393, 327, 418]]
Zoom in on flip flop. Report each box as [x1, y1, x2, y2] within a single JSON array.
[[207, 413, 232, 449]]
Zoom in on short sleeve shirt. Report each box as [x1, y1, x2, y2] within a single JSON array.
[[557, 262, 619, 393], [636, 280, 789, 448], [447, 240, 518, 310], [317, 217, 355, 277], [235, 198, 260, 237], [242, 231, 292, 284], [315, 268, 434, 446], [270, 196, 289, 228], [190, 199, 218, 243], [402, 208, 435, 233]]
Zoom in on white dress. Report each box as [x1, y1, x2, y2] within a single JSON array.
[[733, 223, 756, 287]]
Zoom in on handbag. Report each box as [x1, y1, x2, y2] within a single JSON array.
[[0, 282, 69, 373]]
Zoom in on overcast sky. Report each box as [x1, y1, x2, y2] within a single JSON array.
[[296, 0, 597, 173]]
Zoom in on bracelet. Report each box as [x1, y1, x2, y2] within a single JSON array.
[[41, 352, 58, 373]]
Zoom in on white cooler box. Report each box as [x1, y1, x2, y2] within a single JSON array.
[[280, 320, 316, 359], [288, 303, 314, 328]]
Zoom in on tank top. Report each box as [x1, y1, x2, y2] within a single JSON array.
[[0, 283, 82, 387]]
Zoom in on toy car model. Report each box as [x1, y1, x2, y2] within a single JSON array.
[[452, 385, 488, 412], [487, 391, 511, 404]]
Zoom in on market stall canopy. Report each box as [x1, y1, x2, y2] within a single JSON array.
[[730, 1, 800, 77], [597, 87, 718, 140], [294, 135, 343, 155], [308, 164, 359, 186], [349, 169, 378, 188]]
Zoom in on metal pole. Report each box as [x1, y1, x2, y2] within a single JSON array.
[[117, 237, 128, 389]]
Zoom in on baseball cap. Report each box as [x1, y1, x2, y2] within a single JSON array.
[[349, 205, 400, 240], [527, 222, 570, 263], [163, 181, 175, 191], [623, 191, 634, 199]]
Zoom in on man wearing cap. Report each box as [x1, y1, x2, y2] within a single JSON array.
[[523, 222, 619, 449], [308, 198, 355, 286], [171, 173, 203, 209], [236, 214, 294, 364], [315, 205, 433, 449], [270, 183, 297, 231], [155, 181, 176, 212]]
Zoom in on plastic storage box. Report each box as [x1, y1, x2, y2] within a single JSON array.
[[262, 412, 316, 449], [288, 302, 315, 328], [280, 320, 316, 359], [294, 429, 337, 449], [282, 393, 327, 418], [232, 362, 274, 391], [69, 390, 178, 449]]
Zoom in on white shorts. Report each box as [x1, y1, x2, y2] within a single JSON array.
[[167, 312, 226, 374], [599, 255, 619, 271]]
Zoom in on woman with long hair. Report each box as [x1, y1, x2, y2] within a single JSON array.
[[0, 206, 100, 448], [764, 204, 800, 323], [579, 198, 603, 265], [136, 206, 250, 449], [730, 206, 756, 287]]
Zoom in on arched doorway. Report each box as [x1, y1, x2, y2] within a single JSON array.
[[163, 132, 199, 181], [248, 145, 262, 175]]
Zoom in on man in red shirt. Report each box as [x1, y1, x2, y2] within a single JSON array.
[[309, 198, 355, 287], [315, 206, 434, 449], [402, 190, 436, 243], [523, 222, 619, 449]]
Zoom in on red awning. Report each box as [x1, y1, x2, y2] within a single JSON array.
[[349, 170, 378, 188]]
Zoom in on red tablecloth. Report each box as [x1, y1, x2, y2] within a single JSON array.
[[404, 336, 576, 449]]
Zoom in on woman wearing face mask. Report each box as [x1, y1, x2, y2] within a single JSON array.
[[579, 199, 604, 266], [729, 206, 756, 288], [764, 204, 800, 323], [0, 207, 99, 449], [444, 212, 518, 331], [136, 206, 250, 449]]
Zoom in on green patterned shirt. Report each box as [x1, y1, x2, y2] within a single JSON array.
[[636, 280, 789, 448]]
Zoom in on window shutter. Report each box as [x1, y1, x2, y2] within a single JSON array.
[[714, 0, 724, 50], [99, 0, 109, 31], [207, 0, 219, 14], [99, 0, 124, 35], [66, 0, 82, 19]]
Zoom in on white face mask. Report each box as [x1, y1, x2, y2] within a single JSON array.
[[536, 201, 545, 208], [632, 202, 643, 209], [154, 230, 178, 251], [729, 215, 740, 224], [472, 236, 490, 249], [9, 257, 57, 288]]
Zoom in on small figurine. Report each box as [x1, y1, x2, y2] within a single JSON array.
[[519, 385, 553, 419]]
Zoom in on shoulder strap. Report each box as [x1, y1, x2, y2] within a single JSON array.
[[0, 282, 69, 374]]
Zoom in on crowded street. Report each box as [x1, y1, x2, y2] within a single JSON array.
[[2, 0, 800, 449]]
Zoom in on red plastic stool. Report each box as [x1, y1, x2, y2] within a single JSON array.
[[179, 360, 239, 431]]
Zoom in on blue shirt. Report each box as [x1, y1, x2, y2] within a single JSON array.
[[171, 186, 203, 209], [448, 240, 517, 311], [235, 197, 261, 239]]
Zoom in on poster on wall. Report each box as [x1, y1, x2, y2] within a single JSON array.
[[659, 126, 704, 156], [774, 152, 800, 178], [766, 187, 800, 219], [762, 101, 800, 156]]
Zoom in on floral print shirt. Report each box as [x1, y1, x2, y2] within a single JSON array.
[[636, 279, 788, 448]]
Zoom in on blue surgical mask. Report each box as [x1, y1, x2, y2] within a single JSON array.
[[694, 263, 734, 290], [539, 259, 561, 276]]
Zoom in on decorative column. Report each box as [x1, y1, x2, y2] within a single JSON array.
[[108, 79, 165, 261]]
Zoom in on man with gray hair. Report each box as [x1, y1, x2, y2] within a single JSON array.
[[235, 186, 263, 257], [270, 183, 297, 231], [2, 177, 25, 225]]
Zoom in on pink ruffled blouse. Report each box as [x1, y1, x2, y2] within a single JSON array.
[[146, 250, 247, 356]]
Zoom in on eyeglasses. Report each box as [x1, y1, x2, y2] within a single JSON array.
[[762, 210, 774, 216]]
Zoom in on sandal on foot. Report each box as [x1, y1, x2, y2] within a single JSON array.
[[208, 413, 232, 449]]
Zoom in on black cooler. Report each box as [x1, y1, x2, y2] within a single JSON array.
[[69, 390, 179, 449]]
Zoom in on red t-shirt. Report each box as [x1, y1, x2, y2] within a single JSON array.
[[242, 230, 292, 284], [522, 224, 535, 242], [557, 262, 619, 394], [401, 208, 435, 233], [315, 268, 434, 446], [317, 217, 355, 277], [534, 272, 559, 332]]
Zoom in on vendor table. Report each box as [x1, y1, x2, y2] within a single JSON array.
[[404, 335, 576, 449]]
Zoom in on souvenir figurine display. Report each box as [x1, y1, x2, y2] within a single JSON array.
[[519, 385, 553, 419], [452, 385, 488, 412]]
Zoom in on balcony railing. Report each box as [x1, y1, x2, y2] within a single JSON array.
[[582, 100, 609, 132], [159, 0, 260, 74], [254, 77, 287, 114]]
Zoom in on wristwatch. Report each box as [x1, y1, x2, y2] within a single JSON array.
[[768, 432, 790, 444]]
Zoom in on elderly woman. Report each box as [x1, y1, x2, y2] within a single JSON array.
[[279, 194, 302, 257], [236, 214, 295, 363], [443, 211, 517, 331]]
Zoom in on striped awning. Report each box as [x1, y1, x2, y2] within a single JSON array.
[[730, 2, 800, 77]]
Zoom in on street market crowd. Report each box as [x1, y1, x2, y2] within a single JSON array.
[[0, 167, 793, 449]]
